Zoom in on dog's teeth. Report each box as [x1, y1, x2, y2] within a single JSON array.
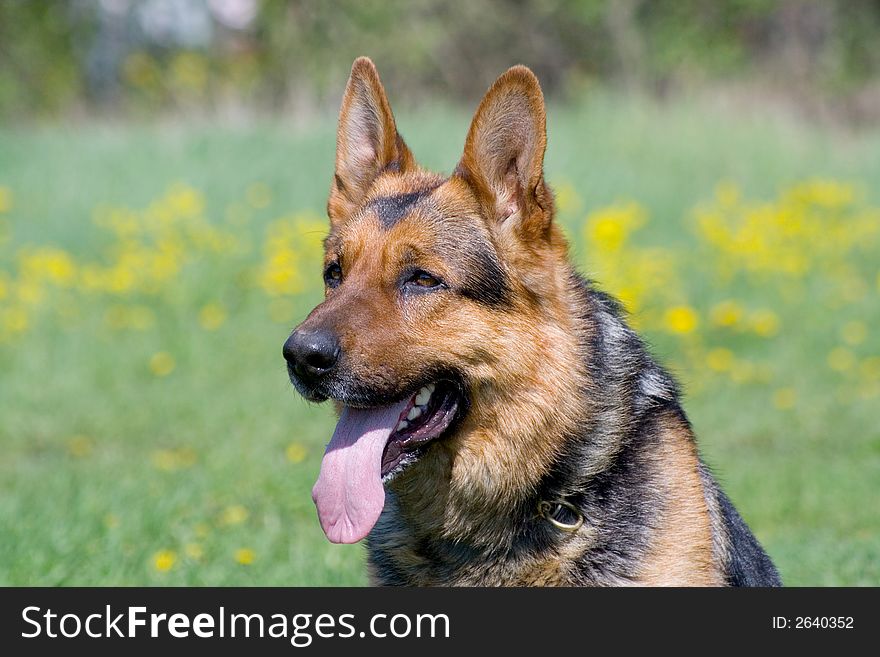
[[427, 383, 436, 393], [396, 420, 408, 432], [407, 406, 422, 421], [415, 386, 432, 406]]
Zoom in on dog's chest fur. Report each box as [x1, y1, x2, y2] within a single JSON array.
[[365, 426, 725, 587]]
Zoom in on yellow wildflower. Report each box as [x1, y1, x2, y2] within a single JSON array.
[[860, 357, 880, 381], [750, 310, 780, 337], [198, 303, 227, 330], [18, 246, 77, 287], [260, 247, 302, 296], [827, 347, 856, 372], [151, 447, 197, 472], [153, 550, 177, 572], [714, 180, 740, 207], [664, 306, 699, 334], [786, 178, 855, 210], [286, 443, 308, 464], [66, 435, 94, 458], [234, 548, 256, 565], [220, 504, 249, 526], [585, 202, 646, 253], [709, 300, 743, 328], [772, 388, 797, 410], [730, 361, 756, 385], [184, 543, 204, 560], [706, 348, 734, 372], [105, 305, 154, 331], [2, 307, 29, 334], [129, 306, 155, 330], [104, 306, 130, 330], [106, 265, 136, 294], [149, 352, 176, 377], [168, 183, 206, 218], [15, 279, 44, 306]]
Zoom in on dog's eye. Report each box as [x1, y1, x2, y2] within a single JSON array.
[[324, 263, 343, 288], [413, 272, 440, 287], [405, 270, 444, 291]]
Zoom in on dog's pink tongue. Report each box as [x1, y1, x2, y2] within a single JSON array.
[[312, 400, 409, 544]]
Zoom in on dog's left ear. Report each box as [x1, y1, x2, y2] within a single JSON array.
[[328, 57, 416, 225], [456, 65, 553, 240]]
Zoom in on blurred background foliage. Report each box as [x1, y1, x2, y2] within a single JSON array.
[[2, 0, 880, 122]]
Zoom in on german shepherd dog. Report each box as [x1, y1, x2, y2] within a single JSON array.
[[283, 57, 781, 586]]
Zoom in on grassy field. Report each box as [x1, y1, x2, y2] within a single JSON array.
[[1, 92, 878, 586]]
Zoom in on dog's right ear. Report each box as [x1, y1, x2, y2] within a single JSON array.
[[455, 65, 552, 242], [328, 57, 416, 226]]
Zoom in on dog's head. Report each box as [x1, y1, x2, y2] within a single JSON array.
[[284, 58, 576, 543]]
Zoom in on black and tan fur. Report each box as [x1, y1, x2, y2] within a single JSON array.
[[284, 57, 781, 586]]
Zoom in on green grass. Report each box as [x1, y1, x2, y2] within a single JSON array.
[[1, 92, 878, 585]]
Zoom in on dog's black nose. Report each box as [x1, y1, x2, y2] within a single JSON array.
[[283, 329, 340, 382]]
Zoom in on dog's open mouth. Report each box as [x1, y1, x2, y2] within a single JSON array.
[[380, 381, 459, 477], [311, 381, 461, 544]]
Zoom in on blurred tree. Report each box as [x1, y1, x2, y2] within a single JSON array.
[[0, 1, 93, 117], [0, 0, 878, 120]]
